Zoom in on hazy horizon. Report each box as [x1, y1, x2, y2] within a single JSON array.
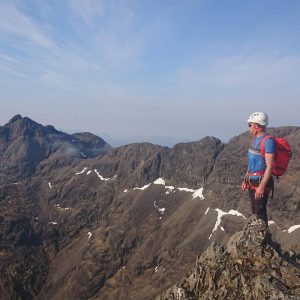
[[2, 113, 299, 148]]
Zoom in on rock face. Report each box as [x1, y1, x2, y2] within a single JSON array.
[[158, 217, 300, 300], [0, 115, 299, 300], [0, 114, 110, 183]]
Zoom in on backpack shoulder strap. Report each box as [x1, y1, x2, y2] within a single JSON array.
[[259, 134, 272, 156]]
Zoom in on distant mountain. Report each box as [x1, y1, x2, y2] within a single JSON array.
[[0, 115, 299, 299], [105, 134, 189, 147], [0, 114, 110, 183]]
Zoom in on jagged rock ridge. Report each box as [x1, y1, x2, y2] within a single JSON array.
[[158, 217, 300, 300]]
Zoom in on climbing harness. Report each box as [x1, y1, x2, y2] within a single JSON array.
[[242, 172, 274, 199]]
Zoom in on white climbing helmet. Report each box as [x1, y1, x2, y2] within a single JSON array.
[[247, 112, 268, 126]]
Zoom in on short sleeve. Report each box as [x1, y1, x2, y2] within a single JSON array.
[[264, 137, 276, 154]]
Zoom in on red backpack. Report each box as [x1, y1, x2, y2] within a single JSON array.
[[260, 135, 292, 176]]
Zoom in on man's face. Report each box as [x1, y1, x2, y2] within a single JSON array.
[[248, 122, 256, 134]]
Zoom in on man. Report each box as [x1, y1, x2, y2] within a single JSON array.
[[242, 112, 276, 226]]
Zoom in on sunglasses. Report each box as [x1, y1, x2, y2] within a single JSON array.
[[248, 123, 253, 127]]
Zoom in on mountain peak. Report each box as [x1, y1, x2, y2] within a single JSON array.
[[4, 115, 46, 137], [0, 115, 111, 182], [8, 114, 22, 124]]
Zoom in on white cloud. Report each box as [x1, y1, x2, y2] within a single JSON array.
[[0, 2, 54, 48], [67, 0, 135, 27], [0, 0, 157, 98], [66, 0, 158, 73], [175, 54, 300, 96], [67, 0, 105, 25]]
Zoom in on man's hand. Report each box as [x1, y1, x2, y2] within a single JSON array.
[[255, 184, 265, 199], [242, 181, 247, 191]]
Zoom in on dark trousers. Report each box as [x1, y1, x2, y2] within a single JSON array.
[[248, 178, 273, 224]]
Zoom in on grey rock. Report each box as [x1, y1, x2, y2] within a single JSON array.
[[158, 217, 300, 300]]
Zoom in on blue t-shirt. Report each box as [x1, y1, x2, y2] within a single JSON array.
[[248, 134, 276, 179]]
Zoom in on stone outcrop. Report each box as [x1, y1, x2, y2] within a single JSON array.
[[158, 217, 300, 300]]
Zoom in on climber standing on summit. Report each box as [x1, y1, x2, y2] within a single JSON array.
[[242, 112, 276, 226]]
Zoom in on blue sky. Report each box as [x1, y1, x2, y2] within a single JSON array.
[[0, 0, 299, 146]]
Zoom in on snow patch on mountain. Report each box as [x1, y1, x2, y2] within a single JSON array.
[[165, 186, 175, 194], [74, 167, 116, 181], [192, 188, 204, 200], [48, 182, 52, 189], [75, 167, 88, 175], [54, 204, 70, 211], [133, 178, 204, 199], [209, 209, 246, 239], [94, 169, 115, 181], [134, 183, 151, 190], [287, 225, 300, 233], [154, 201, 166, 216], [154, 178, 166, 185], [178, 187, 195, 193]]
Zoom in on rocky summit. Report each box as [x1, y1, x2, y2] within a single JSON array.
[[0, 114, 110, 184], [0, 115, 299, 300], [158, 217, 300, 300]]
